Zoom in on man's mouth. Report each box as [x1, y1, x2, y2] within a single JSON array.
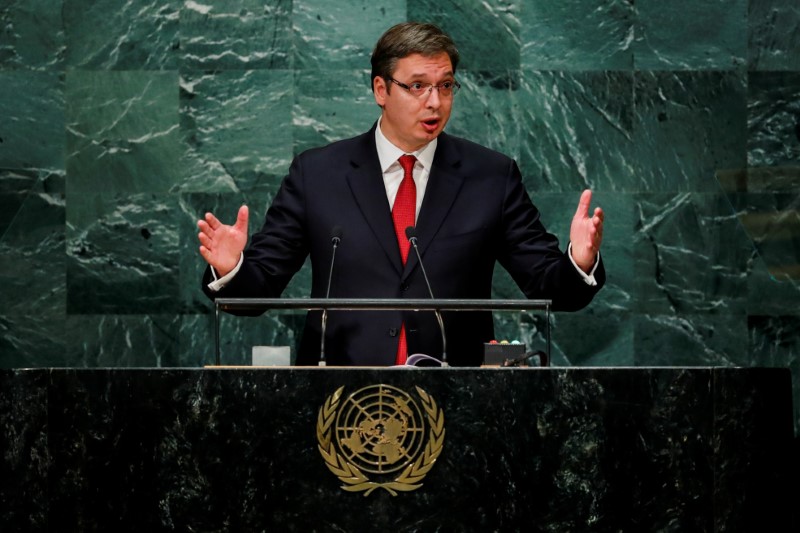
[[421, 118, 440, 132]]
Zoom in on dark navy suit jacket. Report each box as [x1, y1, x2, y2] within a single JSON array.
[[203, 125, 605, 366]]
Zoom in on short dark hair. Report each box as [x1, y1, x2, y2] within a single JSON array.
[[370, 22, 459, 92]]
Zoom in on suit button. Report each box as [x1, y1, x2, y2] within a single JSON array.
[[389, 328, 398, 337], [400, 283, 409, 291]]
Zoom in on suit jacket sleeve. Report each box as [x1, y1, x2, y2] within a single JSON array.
[[201, 153, 311, 308], [496, 158, 605, 311]]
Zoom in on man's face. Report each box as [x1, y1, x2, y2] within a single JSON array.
[[373, 52, 454, 152]]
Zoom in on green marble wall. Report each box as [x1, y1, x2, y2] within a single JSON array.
[[1, 1, 798, 427]]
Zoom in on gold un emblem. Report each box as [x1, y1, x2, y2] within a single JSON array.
[[316, 384, 445, 495]]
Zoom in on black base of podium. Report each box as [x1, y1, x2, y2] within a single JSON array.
[[1, 367, 796, 531]]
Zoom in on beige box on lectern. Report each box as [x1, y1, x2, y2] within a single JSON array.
[[252, 346, 291, 366]]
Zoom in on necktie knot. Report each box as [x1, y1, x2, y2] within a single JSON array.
[[398, 154, 416, 175]]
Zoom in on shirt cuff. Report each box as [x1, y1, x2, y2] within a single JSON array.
[[568, 243, 599, 287], [206, 253, 244, 292]]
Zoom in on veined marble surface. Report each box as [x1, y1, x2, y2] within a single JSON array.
[[0, 1, 798, 432], [0, 367, 794, 531]]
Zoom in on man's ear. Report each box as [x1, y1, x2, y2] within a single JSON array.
[[373, 76, 387, 107]]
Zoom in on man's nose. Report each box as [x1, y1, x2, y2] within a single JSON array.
[[425, 86, 441, 107]]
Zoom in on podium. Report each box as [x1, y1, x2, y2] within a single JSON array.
[[1, 366, 795, 531], [212, 297, 553, 365]]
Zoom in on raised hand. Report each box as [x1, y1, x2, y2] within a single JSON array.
[[569, 190, 604, 273], [197, 205, 249, 277]]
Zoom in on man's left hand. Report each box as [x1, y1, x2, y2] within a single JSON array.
[[570, 189, 604, 273]]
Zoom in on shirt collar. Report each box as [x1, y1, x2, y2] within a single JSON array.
[[375, 117, 437, 173]]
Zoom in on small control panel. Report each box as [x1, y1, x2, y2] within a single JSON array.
[[483, 340, 526, 366]]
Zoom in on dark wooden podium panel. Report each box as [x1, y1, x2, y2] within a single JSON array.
[[1, 367, 795, 532]]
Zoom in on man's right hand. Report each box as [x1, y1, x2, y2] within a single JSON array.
[[197, 205, 249, 277]]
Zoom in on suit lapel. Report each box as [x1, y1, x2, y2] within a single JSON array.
[[345, 127, 403, 274], [345, 128, 466, 280], [402, 132, 464, 282]]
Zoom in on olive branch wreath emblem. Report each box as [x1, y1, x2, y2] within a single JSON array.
[[316, 385, 445, 496]]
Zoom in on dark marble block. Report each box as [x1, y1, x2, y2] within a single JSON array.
[[0, 369, 48, 531], [1, 367, 795, 532]]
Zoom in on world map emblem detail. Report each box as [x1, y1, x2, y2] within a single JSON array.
[[316, 384, 445, 495]]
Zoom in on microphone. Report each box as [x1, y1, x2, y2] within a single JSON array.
[[320, 225, 342, 366], [405, 226, 447, 366]]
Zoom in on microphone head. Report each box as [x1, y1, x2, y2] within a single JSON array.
[[405, 226, 417, 241], [331, 225, 343, 244]]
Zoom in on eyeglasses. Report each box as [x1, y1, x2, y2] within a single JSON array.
[[387, 77, 461, 98]]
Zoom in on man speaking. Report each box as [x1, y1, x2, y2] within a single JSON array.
[[197, 22, 605, 366]]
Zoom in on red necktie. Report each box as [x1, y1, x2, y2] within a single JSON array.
[[393, 155, 417, 364]]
